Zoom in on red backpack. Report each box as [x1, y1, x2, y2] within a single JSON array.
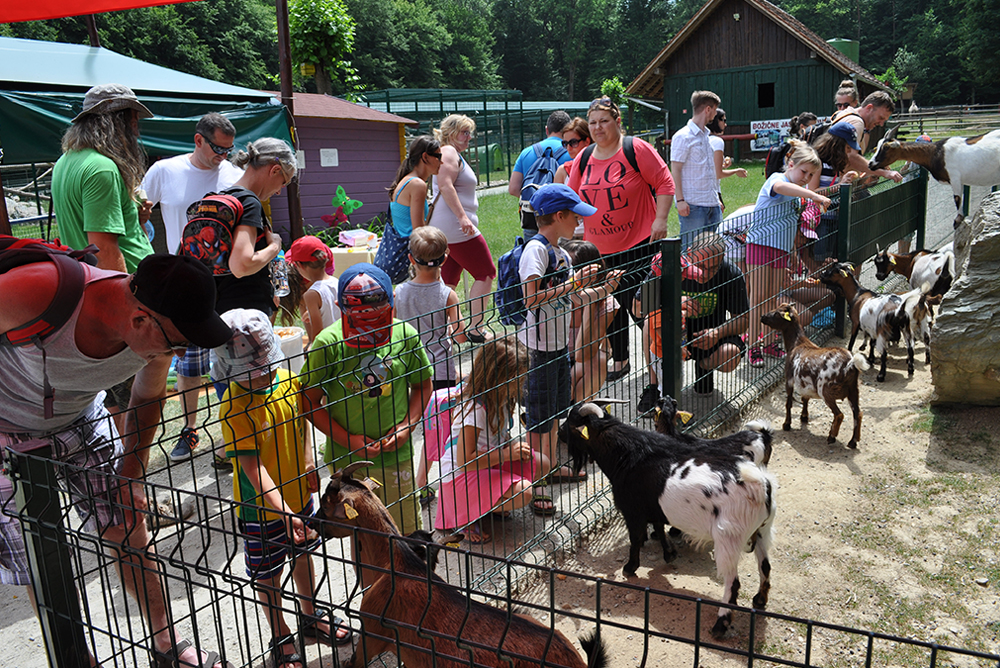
[[179, 193, 246, 275]]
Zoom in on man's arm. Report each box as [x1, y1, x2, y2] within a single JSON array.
[[507, 171, 524, 197], [847, 150, 901, 182], [87, 232, 128, 272], [670, 161, 688, 217]]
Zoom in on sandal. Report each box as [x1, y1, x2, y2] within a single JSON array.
[[268, 634, 303, 668], [418, 487, 436, 508], [531, 494, 557, 517], [545, 468, 587, 484], [152, 639, 235, 668], [465, 521, 491, 544], [464, 328, 490, 344], [300, 607, 354, 646], [212, 454, 233, 471]]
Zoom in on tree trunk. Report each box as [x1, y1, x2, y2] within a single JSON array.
[[316, 64, 333, 96]]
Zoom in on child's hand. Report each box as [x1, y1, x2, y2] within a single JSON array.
[[306, 465, 320, 494], [289, 515, 313, 545], [347, 432, 372, 454], [451, 328, 468, 345], [813, 194, 832, 210], [734, 167, 748, 178], [574, 264, 601, 290], [690, 328, 719, 350], [606, 269, 625, 292], [506, 442, 532, 462], [723, 156, 733, 168]]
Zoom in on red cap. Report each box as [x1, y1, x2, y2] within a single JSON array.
[[650, 252, 704, 281], [287, 236, 335, 276]]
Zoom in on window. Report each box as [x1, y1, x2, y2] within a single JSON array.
[[758, 83, 775, 109]]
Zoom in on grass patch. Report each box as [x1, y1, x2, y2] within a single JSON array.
[[910, 405, 957, 434]]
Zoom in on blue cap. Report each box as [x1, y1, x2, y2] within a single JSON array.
[[827, 121, 862, 152], [530, 183, 598, 218], [338, 263, 394, 310]]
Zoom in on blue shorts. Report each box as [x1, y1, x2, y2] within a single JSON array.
[[680, 204, 723, 248], [525, 348, 572, 434], [176, 346, 212, 378], [239, 498, 321, 581]]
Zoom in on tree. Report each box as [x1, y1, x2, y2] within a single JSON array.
[[288, 0, 360, 97], [438, 0, 501, 89], [957, 0, 1000, 102]]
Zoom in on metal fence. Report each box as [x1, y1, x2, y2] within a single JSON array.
[[3, 166, 972, 668]]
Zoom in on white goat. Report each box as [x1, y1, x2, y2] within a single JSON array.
[[895, 288, 943, 366], [868, 127, 1000, 227], [873, 247, 955, 297]]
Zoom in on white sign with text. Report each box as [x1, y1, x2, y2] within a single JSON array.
[[750, 118, 791, 151]]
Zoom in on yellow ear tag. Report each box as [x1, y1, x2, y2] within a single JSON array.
[[362, 476, 382, 492], [446, 542, 461, 549], [678, 410, 693, 424], [655, 408, 662, 419], [580, 425, 590, 441], [344, 503, 359, 520], [840, 269, 849, 278], [889, 256, 897, 265], [782, 311, 792, 321]]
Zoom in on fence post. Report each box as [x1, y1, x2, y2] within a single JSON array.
[[5, 443, 90, 668], [659, 238, 683, 402], [915, 168, 928, 250], [835, 184, 852, 338], [962, 185, 971, 219]]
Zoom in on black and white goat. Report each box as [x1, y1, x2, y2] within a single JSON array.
[[872, 247, 954, 297], [820, 262, 910, 381], [761, 303, 868, 448], [561, 401, 777, 638], [867, 126, 1000, 227], [894, 288, 943, 366], [653, 395, 773, 466]]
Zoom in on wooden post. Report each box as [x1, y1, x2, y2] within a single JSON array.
[[0, 167, 11, 236], [275, 0, 304, 241]]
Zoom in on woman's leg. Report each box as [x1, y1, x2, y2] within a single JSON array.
[[747, 263, 784, 347], [446, 236, 496, 333]]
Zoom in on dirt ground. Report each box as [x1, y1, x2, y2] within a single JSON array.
[[512, 336, 1000, 667]]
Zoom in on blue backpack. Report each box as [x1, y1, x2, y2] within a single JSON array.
[[519, 143, 568, 204], [494, 235, 561, 327]]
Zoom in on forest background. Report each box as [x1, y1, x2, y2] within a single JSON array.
[[2, 0, 999, 108]]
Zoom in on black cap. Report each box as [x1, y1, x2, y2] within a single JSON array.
[[130, 255, 233, 349]]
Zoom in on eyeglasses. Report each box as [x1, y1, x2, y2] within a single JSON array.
[[589, 97, 614, 110], [561, 138, 584, 148], [141, 309, 190, 354], [199, 133, 234, 156], [835, 103, 851, 110], [459, 130, 474, 139], [428, 152, 443, 160]]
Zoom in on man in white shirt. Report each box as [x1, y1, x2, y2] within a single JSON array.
[[671, 90, 722, 248], [141, 113, 243, 464]]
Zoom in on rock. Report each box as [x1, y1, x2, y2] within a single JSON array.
[[932, 193, 1000, 405], [975, 578, 989, 587]]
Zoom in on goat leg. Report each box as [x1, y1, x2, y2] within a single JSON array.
[[752, 556, 772, 610], [924, 334, 932, 365], [877, 348, 888, 383], [652, 520, 677, 565], [800, 397, 810, 423], [624, 520, 648, 576], [847, 325, 859, 352], [826, 399, 844, 443], [906, 338, 915, 376], [783, 386, 794, 431]]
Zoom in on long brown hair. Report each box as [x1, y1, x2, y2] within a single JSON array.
[[464, 337, 528, 435], [61, 109, 147, 194], [389, 135, 440, 198]]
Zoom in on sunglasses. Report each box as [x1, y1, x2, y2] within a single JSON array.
[[589, 97, 614, 110], [428, 152, 443, 160], [200, 134, 234, 156], [141, 309, 190, 354], [835, 103, 851, 110], [561, 138, 584, 148]]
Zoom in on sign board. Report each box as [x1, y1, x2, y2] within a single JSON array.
[[750, 118, 791, 151], [320, 148, 339, 167]]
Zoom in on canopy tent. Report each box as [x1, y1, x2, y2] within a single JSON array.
[[0, 0, 203, 24], [0, 36, 293, 163]]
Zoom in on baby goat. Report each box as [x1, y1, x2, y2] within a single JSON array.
[[761, 303, 869, 449], [872, 247, 954, 297], [314, 462, 607, 668], [653, 395, 773, 466], [561, 401, 777, 638], [820, 262, 909, 381], [895, 288, 942, 366]]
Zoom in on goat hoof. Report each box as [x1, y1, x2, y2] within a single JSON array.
[[827, 435, 836, 444], [800, 415, 809, 424], [782, 422, 792, 431], [876, 374, 886, 382], [752, 593, 768, 609], [622, 565, 638, 578], [848, 439, 859, 449], [710, 616, 731, 639], [663, 548, 678, 564]]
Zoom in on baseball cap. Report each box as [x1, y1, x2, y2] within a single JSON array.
[[130, 254, 232, 349], [827, 121, 862, 152], [650, 252, 704, 281], [213, 309, 284, 380], [338, 263, 394, 348], [530, 183, 598, 218], [72, 84, 154, 123], [287, 236, 336, 276]]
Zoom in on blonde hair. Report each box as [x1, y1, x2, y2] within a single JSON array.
[[433, 114, 475, 146], [786, 138, 822, 170], [408, 226, 448, 263], [464, 337, 529, 435], [232, 137, 297, 180], [691, 90, 721, 113]]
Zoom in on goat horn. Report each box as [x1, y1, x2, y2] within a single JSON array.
[[578, 403, 605, 419], [590, 397, 629, 407], [339, 461, 374, 480], [876, 242, 882, 253]]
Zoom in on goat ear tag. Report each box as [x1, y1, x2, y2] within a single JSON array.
[[840, 269, 849, 278], [446, 542, 460, 548], [578, 425, 590, 440], [889, 256, 897, 265], [782, 311, 792, 321], [344, 503, 359, 520], [678, 410, 693, 424], [361, 476, 381, 492]]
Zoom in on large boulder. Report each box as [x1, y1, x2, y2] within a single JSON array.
[[932, 192, 1000, 404]]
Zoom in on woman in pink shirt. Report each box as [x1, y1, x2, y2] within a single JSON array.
[[566, 97, 675, 379]]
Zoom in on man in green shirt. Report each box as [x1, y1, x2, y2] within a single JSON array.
[[52, 83, 154, 273]]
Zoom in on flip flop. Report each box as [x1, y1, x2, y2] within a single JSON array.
[[268, 635, 303, 668], [152, 639, 235, 668], [545, 469, 587, 484], [299, 608, 354, 646], [465, 521, 491, 543], [531, 494, 557, 517]]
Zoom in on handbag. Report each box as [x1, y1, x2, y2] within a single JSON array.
[[373, 204, 411, 284]]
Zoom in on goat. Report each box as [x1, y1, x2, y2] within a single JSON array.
[[560, 402, 777, 638], [868, 126, 1000, 227], [761, 303, 869, 449], [819, 262, 911, 381], [872, 247, 954, 297], [895, 289, 943, 366], [314, 462, 608, 668], [653, 395, 774, 466]]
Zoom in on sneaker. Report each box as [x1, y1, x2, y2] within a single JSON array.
[[637, 384, 660, 414], [748, 346, 765, 368], [762, 342, 786, 359], [170, 427, 199, 461], [418, 488, 437, 508]]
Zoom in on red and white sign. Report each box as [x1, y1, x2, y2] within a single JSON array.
[[750, 118, 792, 151]]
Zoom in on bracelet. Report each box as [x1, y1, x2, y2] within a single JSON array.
[[677, 198, 685, 202]]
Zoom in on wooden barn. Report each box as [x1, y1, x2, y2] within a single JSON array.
[[627, 0, 893, 155], [267, 92, 416, 238]]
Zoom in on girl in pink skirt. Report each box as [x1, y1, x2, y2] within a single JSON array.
[[434, 337, 553, 543]]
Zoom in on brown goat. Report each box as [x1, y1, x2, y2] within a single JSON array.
[[761, 303, 869, 449], [872, 247, 954, 297], [314, 463, 607, 668]]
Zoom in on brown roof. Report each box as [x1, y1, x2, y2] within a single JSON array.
[[627, 0, 890, 100], [265, 91, 416, 124]]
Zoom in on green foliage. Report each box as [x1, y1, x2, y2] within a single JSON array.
[[600, 76, 627, 106], [873, 65, 906, 97], [288, 0, 360, 97]]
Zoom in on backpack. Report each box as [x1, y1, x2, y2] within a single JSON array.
[[179, 193, 245, 275], [421, 383, 465, 462], [764, 141, 794, 178], [0, 236, 98, 419], [519, 143, 568, 206], [801, 111, 863, 145], [493, 235, 561, 327], [577, 135, 655, 197]]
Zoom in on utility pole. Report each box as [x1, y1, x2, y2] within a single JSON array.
[[275, 0, 304, 240]]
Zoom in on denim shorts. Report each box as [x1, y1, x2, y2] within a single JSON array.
[[525, 348, 572, 434], [679, 204, 723, 248]]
